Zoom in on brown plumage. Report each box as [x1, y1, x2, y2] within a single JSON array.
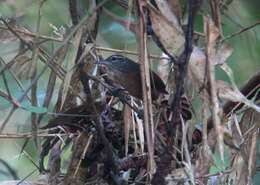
[[98, 55, 168, 100]]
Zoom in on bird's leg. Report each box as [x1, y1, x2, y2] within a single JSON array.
[[101, 105, 114, 129], [136, 108, 144, 119], [108, 96, 115, 106], [110, 87, 128, 98], [109, 87, 144, 119]]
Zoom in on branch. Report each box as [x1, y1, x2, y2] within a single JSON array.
[[221, 20, 260, 42]]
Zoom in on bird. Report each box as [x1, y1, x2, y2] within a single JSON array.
[[98, 54, 168, 101]]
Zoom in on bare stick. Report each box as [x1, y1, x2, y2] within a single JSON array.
[[221, 20, 260, 42], [0, 25, 63, 42], [205, 16, 224, 164], [138, 1, 155, 182], [95, 46, 169, 60], [0, 133, 69, 139]]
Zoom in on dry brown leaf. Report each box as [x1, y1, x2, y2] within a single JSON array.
[[157, 53, 170, 84], [188, 45, 233, 92], [123, 104, 132, 156], [229, 114, 244, 149], [149, 5, 185, 57], [228, 109, 259, 185], [205, 16, 233, 65], [216, 80, 260, 112], [168, 0, 182, 21], [228, 155, 245, 185], [153, 0, 181, 30], [223, 127, 240, 150], [188, 46, 206, 88], [211, 43, 233, 65], [195, 144, 215, 179]]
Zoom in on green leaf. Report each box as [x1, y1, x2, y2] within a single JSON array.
[[21, 104, 47, 114]]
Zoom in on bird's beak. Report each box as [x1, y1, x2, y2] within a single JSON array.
[[96, 60, 110, 72], [95, 60, 108, 66]]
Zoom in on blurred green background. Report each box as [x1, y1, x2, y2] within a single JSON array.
[[0, 0, 259, 183]]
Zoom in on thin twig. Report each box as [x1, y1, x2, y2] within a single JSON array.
[[138, 1, 155, 182], [0, 56, 31, 101], [95, 46, 169, 60], [1, 71, 12, 98], [0, 25, 63, 42], [73, 134, 93, 177], [0, 107, 16, 133], [0, 18, 64, 80], [0, 90, 21, 107], [16, 169, 38, 185], [205, 16, 224, 164], [30, 0, 45, 146], [0, 4, 105, 132], [0, 133, 69, 139], [221, 20, 260, 42], [0, 18, 31, 45]]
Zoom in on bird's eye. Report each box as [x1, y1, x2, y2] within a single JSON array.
[[110, 56, 116, 60], [109, 55, 122, 61]]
